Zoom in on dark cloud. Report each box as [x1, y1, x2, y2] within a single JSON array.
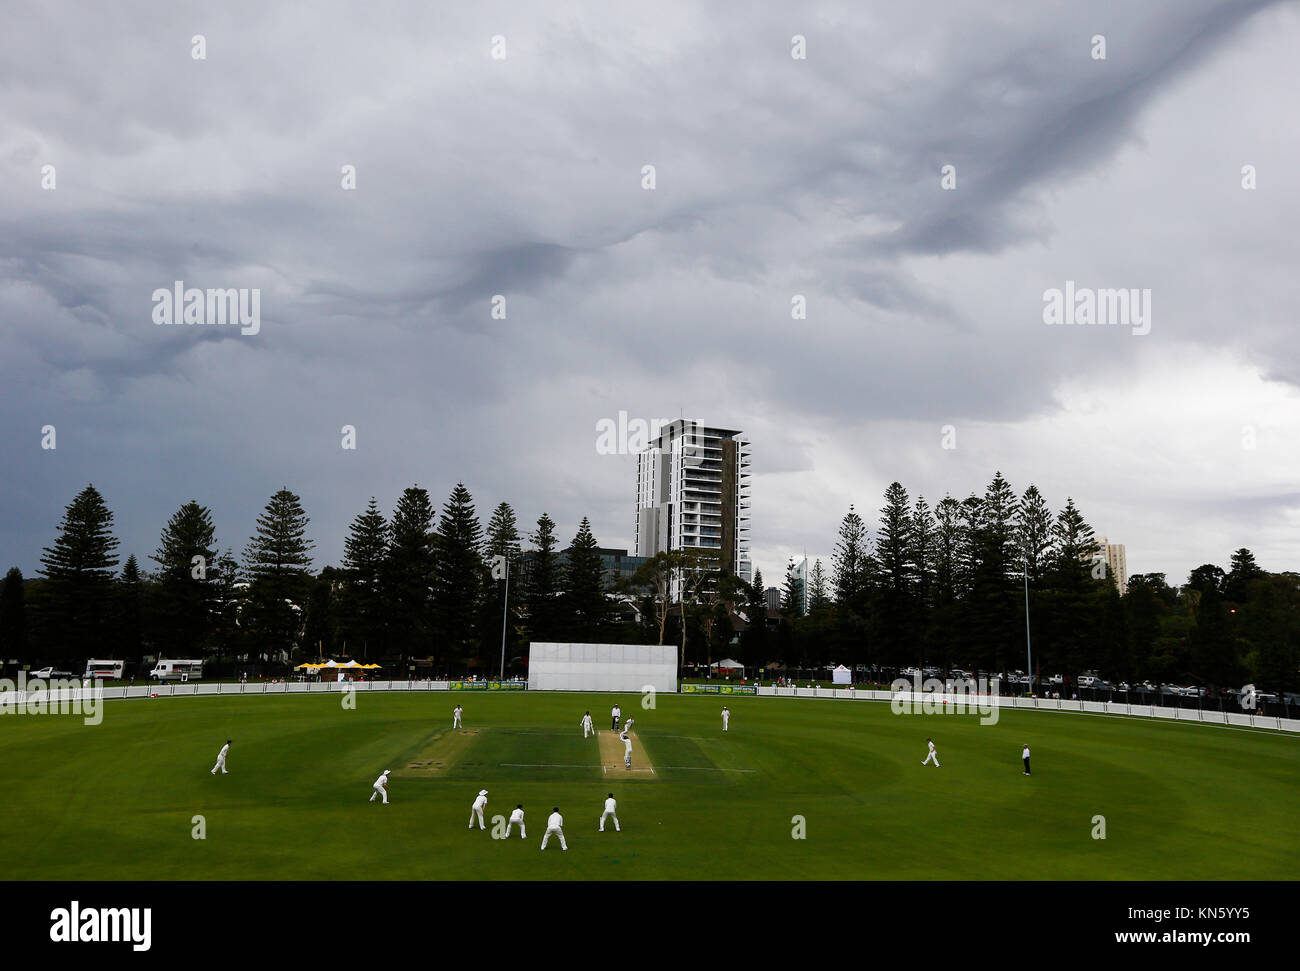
[[1, 0, 1297, 588]]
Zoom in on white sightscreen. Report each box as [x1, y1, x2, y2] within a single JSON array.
[[527, 643, 678, 693]]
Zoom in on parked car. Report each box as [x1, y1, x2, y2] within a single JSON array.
[[28, 667, 76, 680], [1077, 675, 1103, 689], [900, 666, 921, 678], [1116, 682, 1130, 692], [1047, 674, 1063, 686]]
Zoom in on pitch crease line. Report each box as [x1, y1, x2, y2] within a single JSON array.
[[500, 762, 751, 773]]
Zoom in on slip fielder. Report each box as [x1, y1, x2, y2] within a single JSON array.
[[468, 789, 488, 829], [506, 804, 526, 838], [599, 793, 620, 832], [541, 807, 567, 851], [369, 769, 391, 803]]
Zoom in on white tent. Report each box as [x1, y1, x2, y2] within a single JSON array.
[[710, 658, 745, 670], [832, 664, 852, 685]]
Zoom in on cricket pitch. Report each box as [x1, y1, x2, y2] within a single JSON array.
[[598, 729, 657, 778]]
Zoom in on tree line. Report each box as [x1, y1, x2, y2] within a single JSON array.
[[0, 483, 635, 674], [751, 473, 1298, 694], [0, 474, 1295, 693]]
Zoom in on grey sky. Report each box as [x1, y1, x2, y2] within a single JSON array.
[[3, 0, 1298, 589]]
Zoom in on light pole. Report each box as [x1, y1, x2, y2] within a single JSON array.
[[1023, 561, 1033, 697], [499, 558, 510, 682], [490, 554, 510, 682]]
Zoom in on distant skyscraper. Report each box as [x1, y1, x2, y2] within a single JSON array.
[[786, 556, 808, 616], [634, 420, 751, 594], [1093, 537, 1128, 596]]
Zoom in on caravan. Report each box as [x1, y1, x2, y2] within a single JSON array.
[[149, 659, 204, 682], [83, 660, 125, 681]]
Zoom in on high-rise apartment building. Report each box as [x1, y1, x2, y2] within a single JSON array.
[[634, 420, 751, 593], [1093, 536, 1128, 596], [785, 556, 808, 616]]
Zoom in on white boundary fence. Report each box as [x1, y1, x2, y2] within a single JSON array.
[[3, 680, 1296, 735], [0, 680, 451, 708], [754, 684, 1300, 733]]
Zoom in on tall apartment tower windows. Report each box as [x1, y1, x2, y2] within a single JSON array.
[[1093, 537, 1128, 597], [634, 420, 752, 594]]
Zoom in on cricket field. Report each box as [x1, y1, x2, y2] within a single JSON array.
[[1, 691, 1295, 880]]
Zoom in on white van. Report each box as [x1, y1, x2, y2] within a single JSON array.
[[149, 659, 204, 682]]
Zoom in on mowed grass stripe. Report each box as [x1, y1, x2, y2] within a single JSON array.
[[395, 727, 480, 778], [435, 727, 603, 783]]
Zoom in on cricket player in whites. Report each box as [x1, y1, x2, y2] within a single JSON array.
[[453, 704, 464, 728], [722, 706, 730, 732], [370, 769, 391, 803], [581, 710, 595, 738], [211, 739, 231, 775], [620, 727, 633, 769], [922, 737, 940, 767], [541, 807, 567, 851], [506, 804, 526, 838], [469, 789, 488, 829], [599, 793, 620, 832]]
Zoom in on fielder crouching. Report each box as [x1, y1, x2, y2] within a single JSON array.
[[507, 804, 526, 838], [541, 807, 567, 851]]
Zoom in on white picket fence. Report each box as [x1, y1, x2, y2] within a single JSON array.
[[3, 679, 1295, 735], [754, 684, 1300, 733], [0, 679, 451, 709]]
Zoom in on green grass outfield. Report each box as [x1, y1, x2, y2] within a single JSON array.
[[1, 691, 1296, 880]]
